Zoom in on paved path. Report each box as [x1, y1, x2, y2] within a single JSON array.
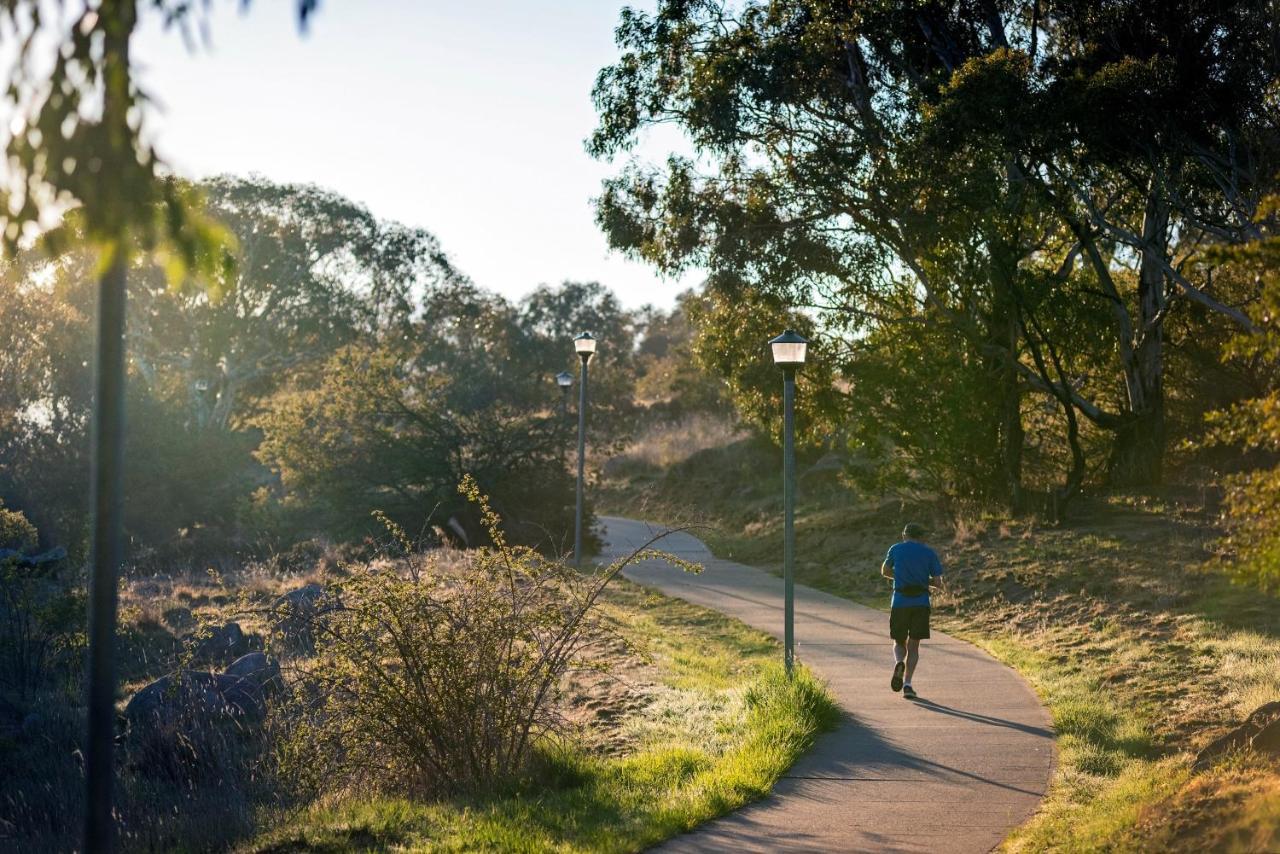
[[599, 517, 1054, 854]]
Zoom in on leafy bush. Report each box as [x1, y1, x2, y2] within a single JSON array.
[[280, 477, 696, 798], [1204, 197, 1280, 591], [0, 501, 38, 552], [282, 478, 701, 798], [0, 509, 83, 698]]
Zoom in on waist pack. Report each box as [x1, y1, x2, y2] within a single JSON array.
[[897, 583, 928, 597]]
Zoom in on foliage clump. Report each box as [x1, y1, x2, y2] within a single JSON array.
[[280, 476, 697, 798], [0, 500, 38, 553], [0, 507, 83, 700], [1206, 197, 1280, 591]]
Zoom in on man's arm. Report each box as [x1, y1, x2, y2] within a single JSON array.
[[880, 560, 894, 580]]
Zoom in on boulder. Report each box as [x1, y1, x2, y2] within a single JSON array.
[[1252, 716, 1280, 755], [1194, 700, 1280, 769], [184, 621, 252, 665], [220, 652, 283, 720], [270, 583, 340, 651], [126, 672, 226, 728], [125, 653, 283, 730], [123, 652, 284, 776]]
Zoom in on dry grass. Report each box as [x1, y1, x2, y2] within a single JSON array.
[[1130, 755, 1280, 852], [615, 415, 745, 471]]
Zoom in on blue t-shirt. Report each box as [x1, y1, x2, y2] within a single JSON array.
[[885, 540, 943, 608]]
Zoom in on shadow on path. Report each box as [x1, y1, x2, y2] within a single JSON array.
[[784, 713, 1049, 796], [907, 697, 1057, 738]]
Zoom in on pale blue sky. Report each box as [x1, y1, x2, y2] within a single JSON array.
[[134, 1, 698, 309]]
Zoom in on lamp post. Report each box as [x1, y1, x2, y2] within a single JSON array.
[[555, 370, 573, 418], [770, 329, 808, 678], [572, 333, 596, 569]]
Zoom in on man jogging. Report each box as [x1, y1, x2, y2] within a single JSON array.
[[881, 523, 944, 700]]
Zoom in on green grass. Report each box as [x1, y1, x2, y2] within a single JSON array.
[[247, 579, 840, 853], [599, 446, 1280, 852]]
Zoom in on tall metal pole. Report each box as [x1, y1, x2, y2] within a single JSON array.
[[782, 366, 796, 678], [85, 254, 127, 852], [573, 354, 589, 569]]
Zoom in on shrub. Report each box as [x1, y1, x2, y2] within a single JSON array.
[[279, 476, 697, 798], [0, 501, 38, 552], [0, 510, 83, 698]]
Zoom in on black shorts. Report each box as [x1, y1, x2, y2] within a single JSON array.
[[889, 606, 931, 641]]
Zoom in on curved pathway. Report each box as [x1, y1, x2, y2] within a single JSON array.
[[599, 517, 1054, 854]]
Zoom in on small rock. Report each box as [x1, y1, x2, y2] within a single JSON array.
[[224, 651, 278, 681], [1194, 700, 1280, 769], [270, 583, 340, 651]]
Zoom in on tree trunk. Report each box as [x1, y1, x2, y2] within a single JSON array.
[[989, 248, 1026, 512], [1000, 319, 1026, 511], [1108, 190, 1168, 487]]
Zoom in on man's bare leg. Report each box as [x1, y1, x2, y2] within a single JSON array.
[[904, 638, 921, 684], [891, 641, 906, 691]]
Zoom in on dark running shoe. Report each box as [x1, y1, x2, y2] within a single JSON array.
[[902, 685, 918, 700], [891, 662, 905, 692]]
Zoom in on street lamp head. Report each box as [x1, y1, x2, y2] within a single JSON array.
[[555, 370, 574, 388], [769, 329, 808, 368], [574, 332, 597, 361]]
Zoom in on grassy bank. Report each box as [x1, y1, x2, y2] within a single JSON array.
[[248, 578, 840, 853], [600, 435, 1280, 852]]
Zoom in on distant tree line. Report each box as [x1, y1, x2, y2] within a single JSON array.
[[0, 176, 712, 562]]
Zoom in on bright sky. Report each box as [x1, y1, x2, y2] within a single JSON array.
[[133, 0, 699, 309]]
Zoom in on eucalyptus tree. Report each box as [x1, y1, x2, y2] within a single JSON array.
[[130, 176, 463, 431], [591, 0, 1280, 508], [590, 1, 1066, 507], [1031, 0, 1280, 484], [1204, 197, 1280, 591]]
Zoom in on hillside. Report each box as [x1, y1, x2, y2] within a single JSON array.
[[600, 431, 1280, 852]]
